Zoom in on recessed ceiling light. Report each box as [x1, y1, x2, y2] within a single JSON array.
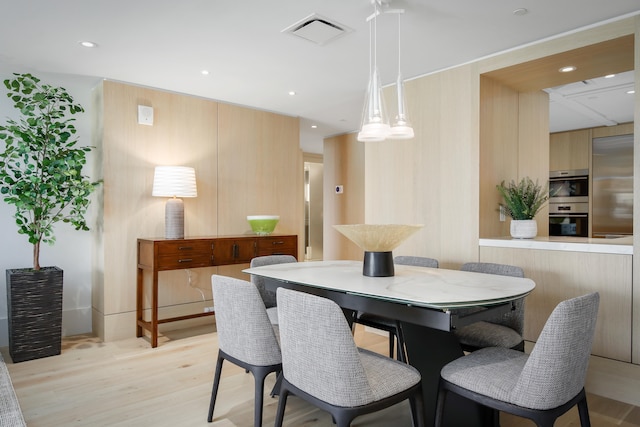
[[604, 74, 616, 78], [559, 66, 577, 73], [79, 41, 97, 48], [201, 70, 210, 75], [288, 91, 296, 96], [513, 8, 528, 16], [311, 125, 318, 129], [627, 90, 635, 94]]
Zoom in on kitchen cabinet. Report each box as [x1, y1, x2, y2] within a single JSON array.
[[549, 129, 590, 171]]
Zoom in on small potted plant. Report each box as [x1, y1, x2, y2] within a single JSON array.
[[497, 177, 550, 239], [0, 73, 101, 362]]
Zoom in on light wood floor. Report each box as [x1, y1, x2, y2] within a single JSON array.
[[2, 324, 640, 427]]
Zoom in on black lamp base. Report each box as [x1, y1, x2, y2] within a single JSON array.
[[363, 251, 394, 277]]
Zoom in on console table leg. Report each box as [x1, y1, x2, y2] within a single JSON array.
[[136, 268, 144, 338], [151, 271, 159, 348]]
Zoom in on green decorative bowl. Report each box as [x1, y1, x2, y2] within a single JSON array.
[[247, 215, 280, 236]]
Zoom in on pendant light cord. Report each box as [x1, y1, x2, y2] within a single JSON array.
[[373, 1, 378, 72], [397, 13, 401, 76], [368, 13, 373, 77]]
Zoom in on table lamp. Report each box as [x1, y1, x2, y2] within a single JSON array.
[[152, 166, 197, 239]]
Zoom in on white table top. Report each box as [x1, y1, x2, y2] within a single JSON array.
[[244, 260, 535, 310]]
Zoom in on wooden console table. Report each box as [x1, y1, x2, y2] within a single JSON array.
[[137, 234, 298, 347]]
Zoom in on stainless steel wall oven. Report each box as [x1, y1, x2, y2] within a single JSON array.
[[549, 169, 589, 237]]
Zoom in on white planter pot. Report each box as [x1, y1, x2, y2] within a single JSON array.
[[510, 219, 537, 239]]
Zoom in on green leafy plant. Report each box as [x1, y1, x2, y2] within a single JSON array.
[[497, 177, 550, 220], [0, 73, 101, 270]]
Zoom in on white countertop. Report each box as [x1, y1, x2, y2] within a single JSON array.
[[480, 236, 633, 255], [244, 260, 535, 309]]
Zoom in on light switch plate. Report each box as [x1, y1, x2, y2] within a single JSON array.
[[137, 105, 154, 126]]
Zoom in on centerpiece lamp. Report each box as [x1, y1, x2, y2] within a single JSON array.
[[334, 224, 423, 277]]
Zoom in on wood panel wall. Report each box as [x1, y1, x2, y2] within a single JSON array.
[[518, 90, 551, 236], [479, 76, 519, 239], [216, 103, 302, 237], [94, 81, 301, 342], [323, 133, 364, 261]]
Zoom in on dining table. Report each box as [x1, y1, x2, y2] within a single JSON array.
[[244, 259, 536, 426]]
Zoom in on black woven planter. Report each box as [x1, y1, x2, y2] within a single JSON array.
[[6, 267, 63, 363]]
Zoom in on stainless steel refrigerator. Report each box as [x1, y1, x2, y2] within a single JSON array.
[[592, 133, 633, 237]]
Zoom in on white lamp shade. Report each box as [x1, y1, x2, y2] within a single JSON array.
[[388, 73, 414, 140], [388, 125, 415, 139], [358, 122, 390, 142], [358, 66, 391, 142], [152, 166, 197, 198]]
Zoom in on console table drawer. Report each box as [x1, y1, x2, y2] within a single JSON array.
[[156, 253, 212, 270], [156, 240, 212, 256], [155, 240, 213, 270], [257, 235, 297, 256]]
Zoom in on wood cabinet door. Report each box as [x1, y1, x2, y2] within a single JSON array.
[[549, 129, 590, 171], [212, 238, 257, 265]]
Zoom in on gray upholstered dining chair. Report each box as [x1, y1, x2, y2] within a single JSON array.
[[354, 255, 439, 362], [208, 275, 282, 427], [435, 292, 599, 427], [249, 255, 297, 326], [455, 262, 525, 352], [275, 287, 426, 427]]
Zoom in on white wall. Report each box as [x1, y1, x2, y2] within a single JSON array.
[[0, 61, 102, 346]]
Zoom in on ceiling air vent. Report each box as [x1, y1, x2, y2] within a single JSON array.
[[282, 13, 352, 45]]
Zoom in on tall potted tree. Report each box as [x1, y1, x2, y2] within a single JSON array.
[[0, 73, 100, 362]]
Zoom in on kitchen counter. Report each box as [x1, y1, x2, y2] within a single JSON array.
[[479, 236, 633, 255]]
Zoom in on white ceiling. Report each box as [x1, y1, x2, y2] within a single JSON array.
[[0, 1, 638, 153]]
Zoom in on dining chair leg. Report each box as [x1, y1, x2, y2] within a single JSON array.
[[577, 391, 591, 427], [433, 384, 447, 427], [396, 321, 407, 363], [408, 388, 426, 427], [270, 371, 282, 397], [388, 332, 395, 359], [253, 371, 267, 427], [274, 386, 290, 427], [207, 353, 225, 422]]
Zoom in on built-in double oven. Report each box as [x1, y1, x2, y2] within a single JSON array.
[[548, 169, 589, 237]]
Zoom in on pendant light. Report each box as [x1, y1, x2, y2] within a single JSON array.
[[357, 1, 390, 142], [388, 12, 414, 139]]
